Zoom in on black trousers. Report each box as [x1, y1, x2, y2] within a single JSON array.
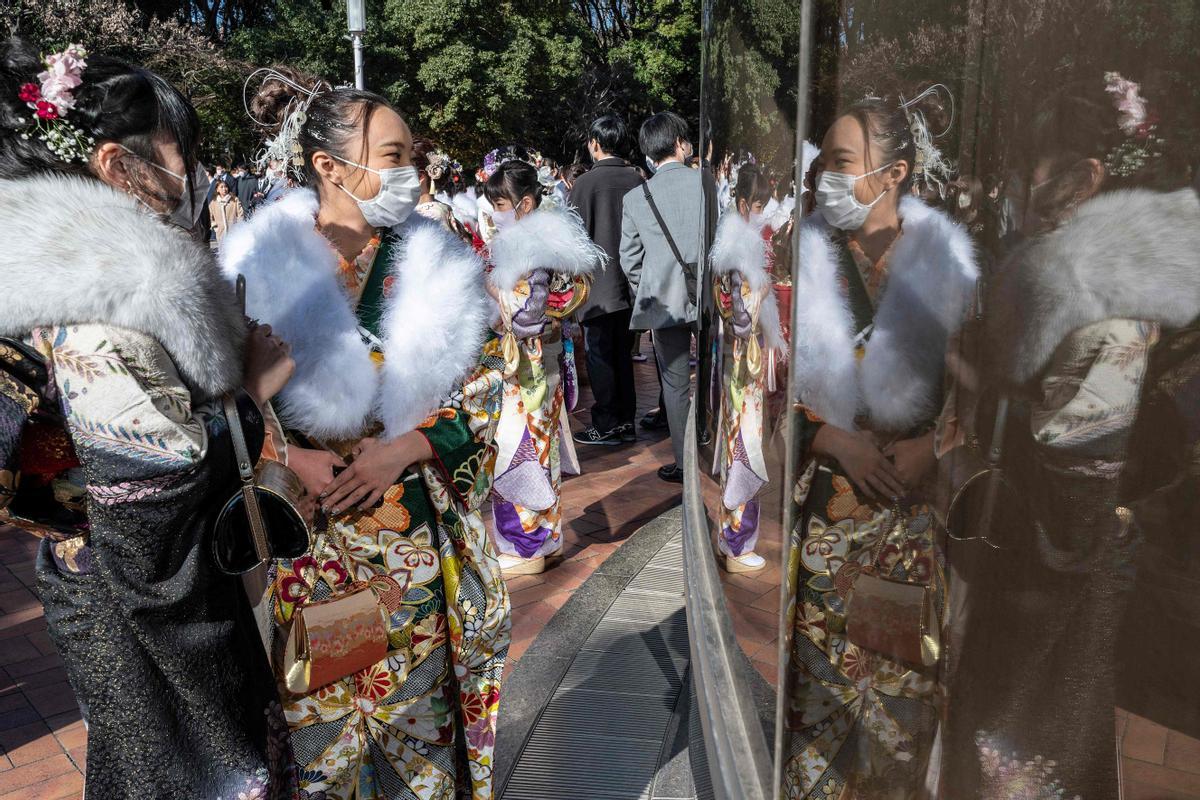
[[582, 308, 638, 433]]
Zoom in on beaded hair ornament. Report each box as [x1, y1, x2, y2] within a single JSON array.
[[897, 84, 956, 199], [15, 44, 95, 163], [243, 67, 332, 180]]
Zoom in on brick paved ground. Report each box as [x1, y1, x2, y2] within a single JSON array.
[[1, 354, 1198, 797]]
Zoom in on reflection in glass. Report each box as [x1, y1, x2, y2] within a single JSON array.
[[703, 1, 1200, 798]]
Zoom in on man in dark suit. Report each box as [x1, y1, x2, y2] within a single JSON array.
[[569, 114, 645, 446], [232, 164, 260, 216]]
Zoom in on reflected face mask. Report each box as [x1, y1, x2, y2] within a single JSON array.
[[815, 162, 894, 230]]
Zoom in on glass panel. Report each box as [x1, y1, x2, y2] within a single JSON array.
[[703, 1, 1200, 797]]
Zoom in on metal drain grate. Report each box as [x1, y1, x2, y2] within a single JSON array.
[[502, 532, 695, 800]]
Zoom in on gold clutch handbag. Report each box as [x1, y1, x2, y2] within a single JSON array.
[[282, 577, 390, 695], [846, 507, 942, 667]]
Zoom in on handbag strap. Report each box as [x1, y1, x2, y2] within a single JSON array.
[[642, 182, 697, 305], [223, 393, 271, 563]]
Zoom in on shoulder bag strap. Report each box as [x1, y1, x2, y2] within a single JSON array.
[[642, 183, 697, 305], [223, 393, 271, 564]]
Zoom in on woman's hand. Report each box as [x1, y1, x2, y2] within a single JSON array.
[[320, 432, 434, 515], [883, 432, 937, 490], [287, 447, 346, 510], [243, 324, 294, 408], [813, 425, 906, 502]]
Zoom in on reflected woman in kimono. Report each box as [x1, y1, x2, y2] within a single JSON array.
[[220, 68, 509, 800], [940, 73, 1200, 799], [780, 95, 976, 798], [710, 165, 787, 573], [484, 160, 603, 576]]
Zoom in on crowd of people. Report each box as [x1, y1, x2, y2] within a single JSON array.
[[0, 24, 1196, 800]]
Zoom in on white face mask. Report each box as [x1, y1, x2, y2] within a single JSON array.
[[490, 208, 517, 231], [815, 162, 894, 231], [748, 211, 768, 230], [121, 145, 209, 229], [331, 155, 421, 228]]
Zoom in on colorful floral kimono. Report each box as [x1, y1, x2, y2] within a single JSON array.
[[486, 205, 602, 560], [221, 189, 509, 800], [710, 213, 786, 558], [781, 199, 976, 798], [0, 174, 295, 799]]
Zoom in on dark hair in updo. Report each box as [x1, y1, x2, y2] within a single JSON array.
[[735, 164, 773, 207], [249, 65, 396, 189], [842, 98, 918, 193], [0, 36, 200, 184], [484, 159, 544, 208]]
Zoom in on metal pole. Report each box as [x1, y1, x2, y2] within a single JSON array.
[[352, 32, 365, 90]]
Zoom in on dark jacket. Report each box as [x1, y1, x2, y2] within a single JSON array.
[[569, 157, 644, 319], [235, 174, 260, 213]]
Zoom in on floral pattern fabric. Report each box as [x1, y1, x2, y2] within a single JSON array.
[[270, 335, 508, 799], [714, 269, 772, 557], [490, 271, 586, 560], [32, 323, 297, 799]]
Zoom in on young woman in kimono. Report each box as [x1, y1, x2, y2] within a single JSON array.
[[220, 68, 509, 800], [939, 74, 1200, 799], [779, 95, 977, 798], [484, 159, 603, 576], [710, 165, 787, 574], [0, 41, 297, 799]]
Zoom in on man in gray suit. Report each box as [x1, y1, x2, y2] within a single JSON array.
[[619, 112, 715, 482]]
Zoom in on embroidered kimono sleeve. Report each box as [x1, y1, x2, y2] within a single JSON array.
[[1032, 318, 1159, 474], [508, 269, 551, 339], [728, 271, 755, 339], [39, 324, 211, 482], [418, 408, 493, 510]]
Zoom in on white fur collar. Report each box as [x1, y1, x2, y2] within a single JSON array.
[[710, 211, 786, 352], [987, 187, 1200, 383], [0, 173, 244, 397], [488, 203, 605, 292], [220, 189, 490, 441], [794, 197, 978, 431]]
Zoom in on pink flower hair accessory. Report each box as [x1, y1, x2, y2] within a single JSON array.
[[17, 44, 95, 163], [1102, 71, 1165, 179]]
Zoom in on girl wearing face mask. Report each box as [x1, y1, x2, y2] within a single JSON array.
[[781, 94, 976, 798], [0, 40, 297, 798], [219, 67, 509, 800], [709, 165, 787, 574], [484, 159, 603, 576]]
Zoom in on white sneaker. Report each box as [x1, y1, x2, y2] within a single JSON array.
[[724, 552, 767, 574], [499, 553, 546, 577]]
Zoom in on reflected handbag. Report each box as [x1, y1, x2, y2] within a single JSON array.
[[280, 537, 394, 695], [211, 392, 312, 575], [846, 508, 942, 667]]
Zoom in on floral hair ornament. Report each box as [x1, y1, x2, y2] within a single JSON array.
[[1103, 72, 1165, 178], [243, 67, 331, 181], [17, 44, 95, 163], [424, 150, 462, 182]]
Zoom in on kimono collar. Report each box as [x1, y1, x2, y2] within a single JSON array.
[[220, 189, 491, 441], [793, 197, 978, 432], [488, 203, 606, 293], [0, 173, 245, 398]]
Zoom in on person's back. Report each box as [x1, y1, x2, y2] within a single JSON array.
[[569, 114, 646, 446], [618, 111, 711, 481], [621, 158, 706, 329]]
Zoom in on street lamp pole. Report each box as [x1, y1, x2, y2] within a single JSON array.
[[346, 0, 366, 90]]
